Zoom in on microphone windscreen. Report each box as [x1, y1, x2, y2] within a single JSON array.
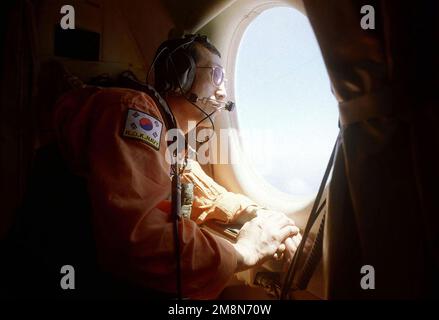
[[225, 101, 235, 112]]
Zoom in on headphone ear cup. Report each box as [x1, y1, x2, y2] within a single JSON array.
[[184, 52, 196, 92], [170, 49, 196, 93], [153, 35, 198, 94]]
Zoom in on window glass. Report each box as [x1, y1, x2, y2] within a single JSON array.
[[235, 7, 339, 197]]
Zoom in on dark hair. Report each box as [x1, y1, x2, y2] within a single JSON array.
[[188, 35, 221, 62], [152, 34, 221, 94]]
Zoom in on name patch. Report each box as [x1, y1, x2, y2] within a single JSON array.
[[123, 108, 163, 150]]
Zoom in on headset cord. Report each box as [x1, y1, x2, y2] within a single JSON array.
[[168, 51, 217, 300], [192, 108, 219, 144], [144, 36, 203, 299], [168, 52, 216, 142], [170, 162, 183, 300], [146, 46, 167, 85], [165, 36, 223, 297]]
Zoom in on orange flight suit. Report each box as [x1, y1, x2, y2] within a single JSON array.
[[53, 86, 259, 299]]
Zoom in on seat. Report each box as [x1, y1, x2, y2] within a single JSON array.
[[9, 143, 174, 299]]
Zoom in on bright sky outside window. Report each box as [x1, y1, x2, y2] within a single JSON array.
[[235, 7, 339, 198]]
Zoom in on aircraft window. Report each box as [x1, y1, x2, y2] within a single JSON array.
[[234, 7, 339, 200]]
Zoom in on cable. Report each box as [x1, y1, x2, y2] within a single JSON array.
[[152, 36, 223, 299], [148, 35, 220, 144], [171, 163, 183, 300], [166, 35, 213, 300], [168, 52, 217, 144], [149, 38, 196, 300], [146, 46, 167, 85]]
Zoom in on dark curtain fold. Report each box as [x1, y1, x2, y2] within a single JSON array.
[[0, 0, 39, 240], [304, 0, 439, 298]]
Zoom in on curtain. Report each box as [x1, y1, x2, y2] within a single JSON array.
[[0, 0, 39, 240], [303, 0, 439, 298]]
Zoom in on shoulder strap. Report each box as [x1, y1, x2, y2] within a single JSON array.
[[114, 71, 177, 132], [280, 132, 340, 299], [142, 84, 177, 132]]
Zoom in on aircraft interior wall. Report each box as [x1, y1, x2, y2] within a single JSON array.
[[1, 0, 438, 303]]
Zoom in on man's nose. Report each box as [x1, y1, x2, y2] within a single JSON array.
[[215, 83, 227, 101]]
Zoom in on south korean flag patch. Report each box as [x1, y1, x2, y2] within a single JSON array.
[[123, 108, 163, 150]]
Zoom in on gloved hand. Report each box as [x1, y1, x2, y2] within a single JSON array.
[[232, 210, 300, 272]]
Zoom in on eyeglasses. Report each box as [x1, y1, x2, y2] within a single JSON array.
[[196, 66, 225, 87]]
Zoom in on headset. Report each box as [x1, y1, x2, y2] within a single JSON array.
[[146, 34, 236, 300], [148, 34, 205, 94], [146, 35, 214, 300], [147, 34, 234, 144]]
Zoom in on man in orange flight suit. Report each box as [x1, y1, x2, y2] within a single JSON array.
[[53, 34, 300, 299]]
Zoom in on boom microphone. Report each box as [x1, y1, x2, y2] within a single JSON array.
[[225, 101, 235, 112], [187, 93, 235, 112]]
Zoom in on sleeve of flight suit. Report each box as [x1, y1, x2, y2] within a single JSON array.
[[54, 87, 237, 299], [182, 159, 261, 225]]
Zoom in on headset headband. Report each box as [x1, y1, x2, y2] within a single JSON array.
[[151, 34, 208, 94]]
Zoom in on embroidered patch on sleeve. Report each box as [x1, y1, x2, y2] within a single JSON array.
[[122, 108, 163, 150]]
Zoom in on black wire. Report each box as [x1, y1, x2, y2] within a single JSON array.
[[167, 37, 198, 301], [146, 46, 167, 85], [192, 106, 219, 143], [145, 35, 215, 300], [166, 36, 218, 300], [163, 38, 197, 301], [171, 165, 182, 300], [151, 36, 218, 144], [167, 52, 216, 144], [148, 34, 220, 141], [183, 97, 216, 143]]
